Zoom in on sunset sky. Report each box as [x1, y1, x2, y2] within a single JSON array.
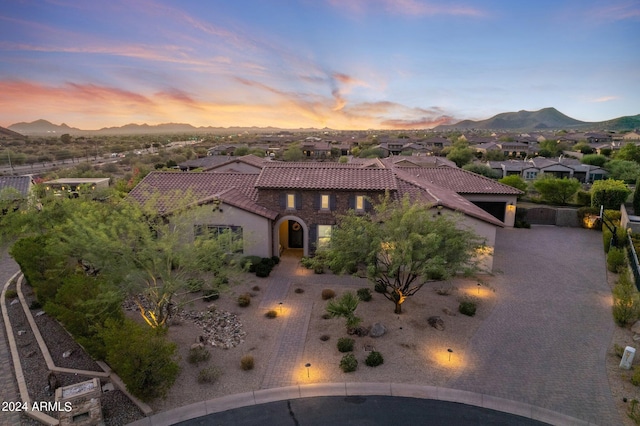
[[1, 0, 638, 130]]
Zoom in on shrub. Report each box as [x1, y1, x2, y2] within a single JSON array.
[[100, 319, 179, 401], [320, 335, 330, 341], [203, 289, 219, 302], [252, 285, 261, 291], [614, 343, 625, 358], [188, 346, 211, 364], [339, 353, 358, 373], [337, 337, 355, 353], [254, 262, 272, 278], [240, 355, 255, 371], [321, 289, 336, 300], [321, 313, 331, 320], [613, 272, 640, 326], [198, 366, 222, 384], [294, 288, 305, 294], [574, 190, 592, 207], [607, 247, 627, 273], [271, 255, 280, 265], [357, 288, 372, 302], [434, 286, 456, 296], [186, 278, 205, 293], [240, 255, 262, 272], [365, 351, 384, 367], [591, 179, 631, 210], [326, 291, 361, 330], [459, 300, 477, 316], [237, 293, 251, 307], [260, 257, 275, 268], [265, 310, 278, 318], [30, 300, 42, 310], [4, 289, 17, 299]]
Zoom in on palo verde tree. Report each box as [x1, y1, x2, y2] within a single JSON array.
[[326, 197, 483, 314], [533, 175, 580, 205]]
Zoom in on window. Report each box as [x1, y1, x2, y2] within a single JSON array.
[[286, 193, 296, 209], [355, 195, 365, 212], [317, 225, 332, 250], [525, 171, 538, 180], [194, 225, 243, 253], [320, 194, 330, 210]]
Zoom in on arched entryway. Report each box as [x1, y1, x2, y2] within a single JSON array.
[[274, 216, 308, 257]]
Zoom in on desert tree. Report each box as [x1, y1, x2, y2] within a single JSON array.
[[326, 196, 484, 314]]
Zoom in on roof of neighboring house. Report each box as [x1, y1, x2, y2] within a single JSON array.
[[395, 167, 523, 195], [179, 154, 267, 172], [383, 156, 457, 169], [255, 163, 397, 191], [43, 178, 110, 185], [0, 175, 32, 199], [394, 170, 504, 227]]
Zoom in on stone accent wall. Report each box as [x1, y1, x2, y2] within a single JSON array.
[[55, 378, 103, 426]]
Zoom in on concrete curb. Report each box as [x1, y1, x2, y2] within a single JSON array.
[[126, 382, 597, 426]]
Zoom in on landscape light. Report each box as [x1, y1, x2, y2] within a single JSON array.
[[305, 363, 311, 378], [447, 348, 453, 362]]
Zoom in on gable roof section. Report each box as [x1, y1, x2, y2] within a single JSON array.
[[394, 170, 504, 227], [396, 167, 522, 195], [255, 163, 396, 191], [129, 172, 277, 218], [0, 175, 32, 199]]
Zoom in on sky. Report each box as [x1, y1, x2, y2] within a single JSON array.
[[0, 0, 639, 130]]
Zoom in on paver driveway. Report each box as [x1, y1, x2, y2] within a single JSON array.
[[450, 226, 619, 425]]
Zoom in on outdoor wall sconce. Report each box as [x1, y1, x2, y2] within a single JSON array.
[[507, 202, 515, 212]]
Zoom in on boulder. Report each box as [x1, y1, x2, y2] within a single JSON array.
[[370, 323, 386, 338], [442, 308, 457, 316]]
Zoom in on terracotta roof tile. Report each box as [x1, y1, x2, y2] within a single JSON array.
[[255, 164, 396, 190], [397, 167, 522, 195]]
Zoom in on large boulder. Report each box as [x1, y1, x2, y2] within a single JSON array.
[[370, 322, 386, 338]]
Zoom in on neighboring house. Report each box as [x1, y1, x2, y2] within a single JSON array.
[[42, 178, 110, 197], [0, 176, 33, 212], [179, 154, 267, 173], [129, 160, 524, 272], [486, 157, 607, 182]]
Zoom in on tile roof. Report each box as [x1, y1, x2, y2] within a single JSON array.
[[394, 171, 504, 227], [0, 176, 32, 199], [396, 167, 522, 195], [255, 163, 396, 190], [129, 172, 270, 215]]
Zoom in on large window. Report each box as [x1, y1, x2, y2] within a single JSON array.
[[317, 225, 332, 250], [194, 225, 243, 253]]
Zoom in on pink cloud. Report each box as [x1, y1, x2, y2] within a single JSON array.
[[327, 0, 486, 17], [590, 96, 620, 103]]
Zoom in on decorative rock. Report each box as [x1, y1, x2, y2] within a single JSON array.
[[62, 350, 74, 358], [10, 299, 19, 306], [190, 343, 204, 350], [370, 322, 386, 338], [17, 330, 27, 336], [632, 320, 640, 335], [428, 316, 445, 331], [102, 383, 115, 392], [25, 350, 36, 358], [442, 308, 457, 316], [36, 311, 46, 317]]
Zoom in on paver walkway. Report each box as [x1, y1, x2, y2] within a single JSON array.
[[0, 249, 22, 426], [450, 226, 620, 425]]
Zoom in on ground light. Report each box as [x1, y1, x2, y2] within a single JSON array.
[[278, 302, 283, 314], [448, 348, 453, 362], [305, 363, 311, 378]]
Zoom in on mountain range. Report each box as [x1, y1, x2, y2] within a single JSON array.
[[4, 108, 640, 136]]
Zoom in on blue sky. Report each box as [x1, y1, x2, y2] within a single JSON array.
[[0, 0, 638, 129]]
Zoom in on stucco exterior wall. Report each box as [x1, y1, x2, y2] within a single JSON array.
[[444, 210, 497, 273], [185, 203, 273, 257]]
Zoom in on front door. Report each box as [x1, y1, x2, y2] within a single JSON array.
[[288, 220, 303, 248]]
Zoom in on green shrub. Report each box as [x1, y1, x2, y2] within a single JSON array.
[[100, 319, 179, 401], [260, 257, 275, 268], [254, 262, 272, 278], [4, 289, 17, 299], [357, 288, 372, 302], [241, 255, 262, 272], [459, 300, 477, 316], [365, 351, 384, 367], [607, 247, 627, 272], [198, 366, 222, 384], [337, 337, 355, 353], [632, 368, 640, 387], [575, 190, 592, 207], [271, 256, 280, 265], [188, 346, 211, 364], [240, 355, 254, 371], [339, 353, 358, 373], [591, 179, 631, 210], [265, 310, 278, 318], [613, 272, 640, 326], [237, 293, 251, 307], [186, 278, 205, 293], [203, 289, 219, 302], [614, 343, 625, 358], [321, 289, 336, 300]]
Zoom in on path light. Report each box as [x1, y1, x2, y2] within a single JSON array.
[[447, 348, 453, 362], [477, 283, 481, 295], [278, 302, 283, 314], [305, 363, 311, 378]]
